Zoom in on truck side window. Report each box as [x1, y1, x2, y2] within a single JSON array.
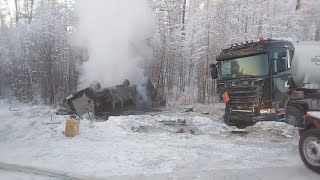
[[273, 50, 290, 73]]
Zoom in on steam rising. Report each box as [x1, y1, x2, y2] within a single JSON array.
[[74, 0, 153, 89]]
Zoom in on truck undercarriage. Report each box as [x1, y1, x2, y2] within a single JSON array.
[[59, 79, 159, 119]]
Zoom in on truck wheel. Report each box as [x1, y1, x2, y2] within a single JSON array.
[[299, 129, 320, 174], [286, 106, 304, 127], [223, 113, 235, 126]]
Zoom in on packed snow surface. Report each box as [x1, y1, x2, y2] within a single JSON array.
[[0, 100, 318, 179]]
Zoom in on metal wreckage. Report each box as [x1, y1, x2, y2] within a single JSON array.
[[59, 79, 159, 119]]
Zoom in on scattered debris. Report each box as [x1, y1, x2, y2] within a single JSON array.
[[160, 120, 176, 126], [42, 122, 63, 125], [175, 128, 184, 133], [55, 108, 70, 115], [230, 130, 249, 137], [176, 119, 186, 125], [231, 129, 248, 134], [184, 107, 193, 112], [131, 125, 145, 133], [150, 109, 175, 116], [9, 106, 19, 112]]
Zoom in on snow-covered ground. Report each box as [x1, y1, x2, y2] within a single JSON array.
[[0, 100, 319, 179]]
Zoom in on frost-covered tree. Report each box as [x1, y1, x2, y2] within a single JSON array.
[[0, 0, 82, 104], [148, 0, 320, 104], [0, 0, 319, 105]]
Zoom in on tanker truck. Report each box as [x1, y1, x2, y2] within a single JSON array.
[[210, 38, 320, 128], [291, 42, 320, 174]]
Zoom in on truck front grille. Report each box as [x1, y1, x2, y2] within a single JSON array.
[[227, 86, 261, 109]]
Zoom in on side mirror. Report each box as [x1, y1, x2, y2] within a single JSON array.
[[210, 63, 218, 79], [287, 78, 295, 89]]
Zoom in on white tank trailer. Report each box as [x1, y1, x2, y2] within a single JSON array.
[[287, 41, 320, 121], [292, 42, 320, 175], [291, 41, 320, 88]]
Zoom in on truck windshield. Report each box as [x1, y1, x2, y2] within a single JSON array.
[[218, 53, 269, 79]]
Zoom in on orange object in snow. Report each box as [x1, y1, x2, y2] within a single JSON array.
[[65, 119, 80, 137], [222, 91, 230, 103]]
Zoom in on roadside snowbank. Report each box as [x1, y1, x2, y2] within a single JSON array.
[[247, 121, 298, 138]]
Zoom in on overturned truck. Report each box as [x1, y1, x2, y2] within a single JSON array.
[[62, 79, 158, 118]]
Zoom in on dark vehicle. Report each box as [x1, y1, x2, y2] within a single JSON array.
[[62, 79, 158, 118], [299, 111, 320, 174], [210, 39, 320, 128]]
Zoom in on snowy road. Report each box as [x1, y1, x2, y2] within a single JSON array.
[[0, 169, 59, 180], [0, 100, 319, 179], [1, 164, 318, 180], [113, 166, 319, 180]]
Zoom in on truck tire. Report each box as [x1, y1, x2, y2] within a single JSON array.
[[224, 104, 238, 126], [223, 111, 235, 126], [299, 129, 320, 174], [286, 106, 304, 127]]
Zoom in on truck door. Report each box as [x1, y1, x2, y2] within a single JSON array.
[[271, 48, 293, 108]]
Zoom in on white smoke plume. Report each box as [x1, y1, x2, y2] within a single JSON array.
[[74, 0, 154, 90]]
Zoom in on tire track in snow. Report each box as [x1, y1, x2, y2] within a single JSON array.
[[0, 162, 102, 180]]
